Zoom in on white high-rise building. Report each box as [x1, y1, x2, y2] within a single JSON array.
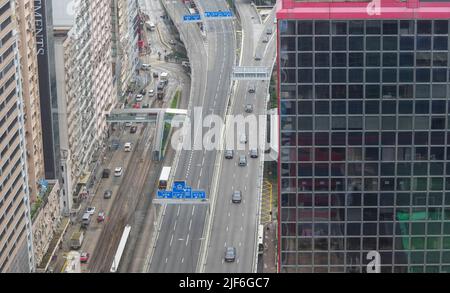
[[52, 0, 114, 214]]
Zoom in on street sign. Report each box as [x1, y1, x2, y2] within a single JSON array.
[[183, 14, 202, 22], [204, 11, 233, 18], [157, 182, 206, 201]]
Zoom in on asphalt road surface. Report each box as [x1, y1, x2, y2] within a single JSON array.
[[147, 0, 236, 273]]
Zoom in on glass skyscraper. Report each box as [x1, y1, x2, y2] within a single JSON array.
[[277, 0, 450, 273]]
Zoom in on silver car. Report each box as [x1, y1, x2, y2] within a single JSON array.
[[250, 149, 259, 158], [224, 247, 237, 262], [225, 149, 234, 159], [232, 191, 242, 204], [239, 155, 247, 167], [244, 104, 254, 113]]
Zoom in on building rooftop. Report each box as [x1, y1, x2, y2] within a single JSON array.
[[278, 0, 450, 20]]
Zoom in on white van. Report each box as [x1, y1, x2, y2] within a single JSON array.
[[124, 143, 132, 152], [81, 213, 91, 228], [160, 72, 169, 81], [146, 21, 155, 31]]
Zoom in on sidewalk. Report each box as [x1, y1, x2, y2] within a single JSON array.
[[263, 221, 277, 273]]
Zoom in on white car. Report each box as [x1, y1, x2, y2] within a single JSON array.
[[124, 143, 132, 152], [114, 167, 123, 177], [86, 207, 96, 215], [240, 134, 248, 144], [142, 64, 151, 70], [148, 89, 155, 97], [125, 122, 132, 128], [136, 94, 144, 102]]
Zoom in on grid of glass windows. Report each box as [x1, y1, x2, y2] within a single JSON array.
[[279, 19, 450, 273]]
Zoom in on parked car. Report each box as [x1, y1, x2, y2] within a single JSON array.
[[86, 207, 96, 215], [124, 142, 132, 152], [224, 247, 237, 262], [97, 212, 105, 223], [102, 169, 111, 179], [80, 252, 90, 263], [114, 167, 123, 177], [103, 190, 112, 199]]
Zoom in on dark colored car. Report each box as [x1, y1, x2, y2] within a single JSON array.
[[130, 126, 138, 134], [224, 247, 237, 262], [102, 169, 111, 179]]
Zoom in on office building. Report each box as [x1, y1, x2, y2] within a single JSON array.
[[277, 0, 450, 272]]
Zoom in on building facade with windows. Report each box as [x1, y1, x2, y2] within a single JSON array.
[[277, 0, 450, 273], [0, 0, 35, 272], [52, 0, 114, 215]]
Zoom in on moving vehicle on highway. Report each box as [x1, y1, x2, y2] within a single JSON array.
[[240, 134, 248, 144], [224, 247, 237, 262], [114, 167, 123, 177], [157, 81, 167, 99], [70, 231, 85, 250], [250, 148, 259, 158], [254, 52, 262, 61], [245, 104, 254, 113], [158, 167, 171, 190], [136, 94, 144, 102], [130, 125, 138, 134], [239, 155, 247, 167], [232, 191, 242, 204], [248, 84, 255, 93], [266, 28, 273, 35], [148, 89, 155, 97], [225, 149, 234, 159]]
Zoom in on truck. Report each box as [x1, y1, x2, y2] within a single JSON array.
[[160, 72, 169, 81], [70, 231, 85, 250], [157, 81, 167, 99]]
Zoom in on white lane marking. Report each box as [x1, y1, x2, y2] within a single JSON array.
[[239, 242, 242, 247], [165, 258, 168, 264], [186, 234, 190, 246], [177, 206, 181, 217], [181, 258, 185, 264], [226, 226, 229, 232], [192, 205, 196, 216], [189, 219, 192, 231], [241, 226, 244, 231], [174, 221, 177, 231], [170, 234, 174, 247]]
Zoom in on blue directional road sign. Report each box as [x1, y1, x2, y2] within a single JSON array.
[[183, 14, 201, 22], [157, 181, 206, 200], [204, 11, 233, 18]]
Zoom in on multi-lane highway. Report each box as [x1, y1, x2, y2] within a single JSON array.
[[202, 1, 277, 273], [147, 0, 236, 273]]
